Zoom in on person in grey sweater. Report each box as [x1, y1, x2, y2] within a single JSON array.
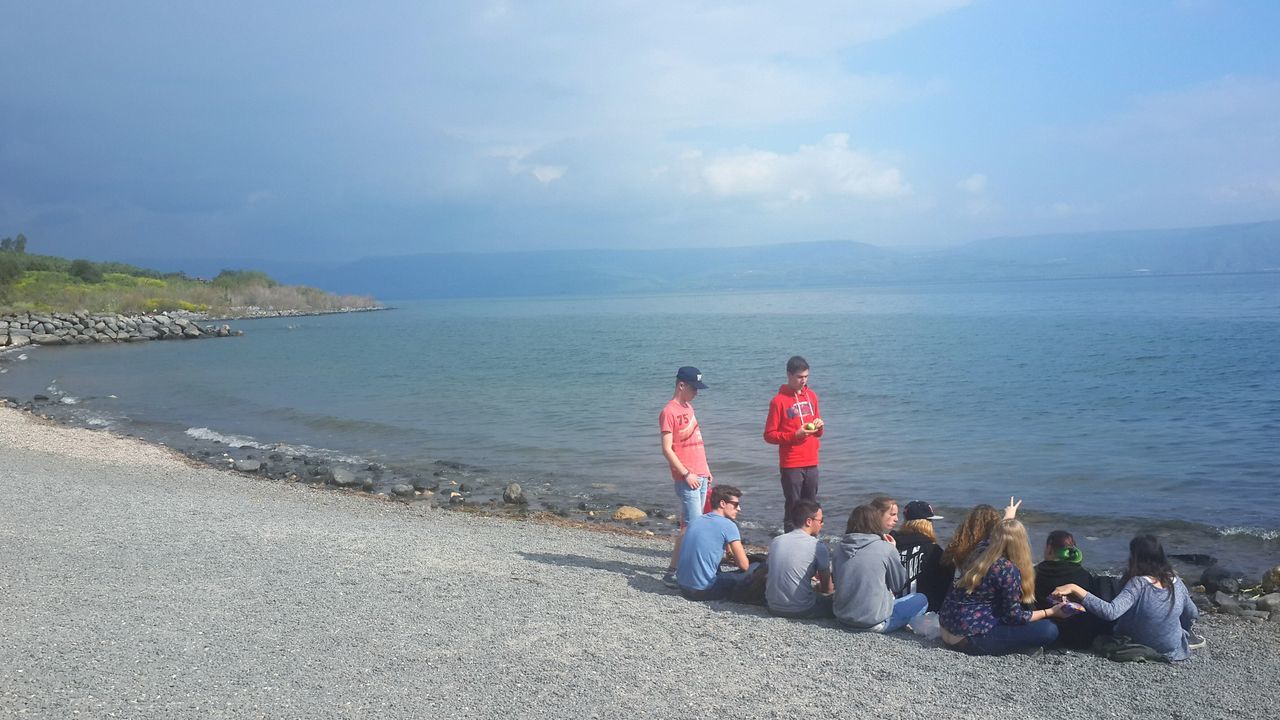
[[832, 504, 927, 632], [1052, 534, 1200, 661]]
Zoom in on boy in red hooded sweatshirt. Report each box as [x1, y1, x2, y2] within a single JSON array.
[[763, 355, 824, 532]]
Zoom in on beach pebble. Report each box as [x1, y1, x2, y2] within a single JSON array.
[[611, 506, 647, 522], [502, 483, 527, 505]]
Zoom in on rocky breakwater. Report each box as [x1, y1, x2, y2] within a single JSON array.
[[0, 311, 241, 348]]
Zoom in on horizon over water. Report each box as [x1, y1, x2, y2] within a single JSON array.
[[3, 274, 1278, 575]]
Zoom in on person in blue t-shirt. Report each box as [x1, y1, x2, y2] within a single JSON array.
[[676, 484, 752, 601]]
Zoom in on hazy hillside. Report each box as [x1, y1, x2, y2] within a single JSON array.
[[129, 220, 1280, 300]]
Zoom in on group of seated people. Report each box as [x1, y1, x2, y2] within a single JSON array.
[[672, 485, 1203, 662]]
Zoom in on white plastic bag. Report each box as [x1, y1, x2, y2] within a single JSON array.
[[909, 611, 941, 640]]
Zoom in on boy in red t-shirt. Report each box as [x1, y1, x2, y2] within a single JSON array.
[[659, 366, 712, 588]]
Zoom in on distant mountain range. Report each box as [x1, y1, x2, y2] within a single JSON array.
[[141, 220, 1280, 299]]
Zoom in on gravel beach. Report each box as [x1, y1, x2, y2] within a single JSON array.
[[3, 406, 1277, 719]]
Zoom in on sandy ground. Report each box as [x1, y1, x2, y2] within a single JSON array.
[[2, 406, 1277, 720]]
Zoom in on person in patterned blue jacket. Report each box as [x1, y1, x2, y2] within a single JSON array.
[[939, 518, 1073, 655]]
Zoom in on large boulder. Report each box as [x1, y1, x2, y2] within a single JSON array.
[[612, 506, 648, 522], [1200, 566, 1242, 594], [1263, 566, 1280, 594], [502, 483, 527, 505], [329, 468, 358, 487], [8, 333, 30, 348], [1254, 593, 1280, 612], [233, 459, 262, 473]]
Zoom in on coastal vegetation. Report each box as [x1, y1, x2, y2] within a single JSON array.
[[0, 234, 378, 315]]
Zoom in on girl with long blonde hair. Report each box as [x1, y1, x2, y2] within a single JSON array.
[[939, 517, 1070, 655]]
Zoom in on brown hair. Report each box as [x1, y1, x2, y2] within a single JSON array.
[[955, 519, 1036, 603], [844, 504, 883, 535], [708, 484, 741, 509], [941, 504, 1001, 568], [900, 518, 937, 543]]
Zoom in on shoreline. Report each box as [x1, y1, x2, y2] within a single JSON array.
[[6, 393, 1278, 608], [7, 381, 1278, 581], [2, 403, 1279, 719]]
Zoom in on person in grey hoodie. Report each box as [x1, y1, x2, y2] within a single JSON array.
[[833, 504, 929, 632]]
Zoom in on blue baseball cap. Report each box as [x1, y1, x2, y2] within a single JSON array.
[[676, 366, 708, 389]]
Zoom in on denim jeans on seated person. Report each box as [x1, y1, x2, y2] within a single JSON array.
[[680, 564, 756, 601], [860, 592, 928, 633], [838, 592, 928, 633], [963, 619, 1060, 656]]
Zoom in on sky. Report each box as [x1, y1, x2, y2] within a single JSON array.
[[2, 0, 1279, 263]]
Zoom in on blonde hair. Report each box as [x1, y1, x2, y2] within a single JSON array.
[[901, 518, 936, 543], [956, 519, 1036, 604], [941, 504, 1001, 568]]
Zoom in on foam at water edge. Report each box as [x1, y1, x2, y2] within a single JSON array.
[[182, 426, 368, 464], [185, 427, 269, 449], [1218, 526, 1280, 541]]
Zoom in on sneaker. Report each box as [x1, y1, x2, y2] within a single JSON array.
[[662, 570, 679, 589], [1187, 633, 1207, 650]]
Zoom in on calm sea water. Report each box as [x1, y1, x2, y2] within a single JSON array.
[[4, 274, 1278, 574]]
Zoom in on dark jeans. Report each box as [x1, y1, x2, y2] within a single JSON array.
[[680, 565, 756, 601], [780, 466, 819, 532], [961, 620, 1059, 656], [769, 593, 835, 619]]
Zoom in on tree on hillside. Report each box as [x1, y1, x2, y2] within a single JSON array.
[[13, 233, 26, 253], [0, 238, 11, 252], [69, 258, 104, 283], [0, 254, 20, 299], [212, 269, 278, 288]]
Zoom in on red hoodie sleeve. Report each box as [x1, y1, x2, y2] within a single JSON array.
[[763, 395, 793, 446]]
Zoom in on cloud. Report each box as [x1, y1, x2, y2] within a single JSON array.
[[484, 145, 566, 185], [531, 166, 567, 184], [684, 134, 910, 202], [957, 174, 988, 194]]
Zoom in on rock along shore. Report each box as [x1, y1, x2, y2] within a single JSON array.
[[0, 310, 240, 348], [2, 404, 1279, 720]]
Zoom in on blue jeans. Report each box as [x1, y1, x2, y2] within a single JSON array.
[[873, 592, 928, 633], [673, 475, 709, 525], [963, 620, 1060, 656], [840, 593, 928, 633]]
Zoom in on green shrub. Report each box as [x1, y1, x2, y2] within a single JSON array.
[[69, 259, 104, 284]]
